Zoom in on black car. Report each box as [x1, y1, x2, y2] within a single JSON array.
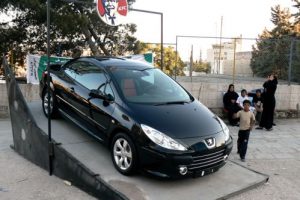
[[40, 56, 233, 178]]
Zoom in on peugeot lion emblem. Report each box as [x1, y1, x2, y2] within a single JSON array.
[[205, 137, 216, 149]]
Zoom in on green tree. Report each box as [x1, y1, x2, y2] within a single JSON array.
[[0, 0, 138, 57], [251, 5, 294, 79], [290, 0, 300, 82], [193, 60, 211, 73], [292, 0, 300, 25], [136, 43, 185, 76]]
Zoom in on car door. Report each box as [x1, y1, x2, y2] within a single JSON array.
[[59, 61, 89, 118], [63, 60, 115, 140], [89, 81, 116, 141]]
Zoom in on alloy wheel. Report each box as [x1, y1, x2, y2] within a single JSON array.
[[43, 92, 53, 115], [113, 138, 133, 171]]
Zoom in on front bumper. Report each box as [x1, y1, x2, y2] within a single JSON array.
[[138, 137, 233, 178]]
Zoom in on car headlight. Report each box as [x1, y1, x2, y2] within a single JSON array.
[[141, 124, 187, 151], [217, 117, 230, 142]]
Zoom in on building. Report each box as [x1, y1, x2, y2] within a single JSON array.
[[207, 37, 242, 74], [222, 51, 253, 77]]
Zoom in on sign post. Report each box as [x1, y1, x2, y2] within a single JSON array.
[[128, 8, 164, 71], [46, 0, 53, 176], [96, 0, 128, 26]]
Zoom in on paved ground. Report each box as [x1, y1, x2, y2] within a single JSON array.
[[7, 101, 268, 200], [0, 119, 96, 200], [228, 119, 300, 200], [1, 117, 300, 199]]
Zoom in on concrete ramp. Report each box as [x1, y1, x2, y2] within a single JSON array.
[[28, 100, 268, 200]]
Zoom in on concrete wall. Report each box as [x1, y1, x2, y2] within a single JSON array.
[[179, 81, 300, 110], [0, 83, 40, 117], [0, 83, 9, 117], [178, 79, 300, 118], [1, 80, 299, 118]]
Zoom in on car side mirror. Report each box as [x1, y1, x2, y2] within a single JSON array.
[[89, 89, 104, 99], [89, 90, 114, 102], [104, 94, 114, 102]]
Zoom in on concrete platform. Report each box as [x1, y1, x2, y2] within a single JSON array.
[[26, 100, 268, 200]]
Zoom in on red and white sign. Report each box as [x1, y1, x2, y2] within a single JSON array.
[[97, 0, 128, 26]]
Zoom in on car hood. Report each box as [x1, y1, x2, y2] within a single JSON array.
[[126, 100, 223, 139]]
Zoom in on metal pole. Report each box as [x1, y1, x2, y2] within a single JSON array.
[[47, 0, 53, 176], [288, 38, 294, 86], [218, 16, 223, 74], [233, 38, 237, 84], [161, 12, 164, 71], [129, 8, 164, 70], [175, 36, 178, 80]]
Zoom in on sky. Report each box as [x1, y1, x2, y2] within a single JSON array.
[[125, 0, 297, 61], [0, 0, 296, 61]]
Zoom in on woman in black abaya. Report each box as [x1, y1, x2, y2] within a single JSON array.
[[223, 84, 240, 126], [257, 74, 277, 131]]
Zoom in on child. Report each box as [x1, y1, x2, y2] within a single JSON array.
[[253, 89, 263, 124], [235, 99, 256, 162], [236, 89, 249, 109], [237, 89, 255, 112]]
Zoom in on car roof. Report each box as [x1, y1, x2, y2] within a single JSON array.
[[70, 56, 154, 71]]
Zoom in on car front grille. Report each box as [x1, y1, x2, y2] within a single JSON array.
[[187, 148, 226, 171]]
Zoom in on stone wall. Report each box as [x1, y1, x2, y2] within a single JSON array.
[[178, 79, 300, 118], [0, 83, 40, 118], [0, 83, 9, 118], [0, 79, 299, 118]]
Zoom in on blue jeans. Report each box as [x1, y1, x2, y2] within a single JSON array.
[[237, 129, 250, 159]]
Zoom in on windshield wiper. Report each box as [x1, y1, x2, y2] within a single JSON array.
[[154, 101, 190, 106]]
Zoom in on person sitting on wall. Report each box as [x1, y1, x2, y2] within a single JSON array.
[[253, 89, 263, 124], [237, 89, 255, 112], [223, 84, 241, 126], [237, 89, 249, 109]]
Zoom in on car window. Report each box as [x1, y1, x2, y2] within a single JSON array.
[[111, 68, 191, 104], [65, 61, 107, 90], [104, 83, 114, 97]]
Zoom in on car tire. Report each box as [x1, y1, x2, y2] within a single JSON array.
[[111, 133, 138, 175], [42, 89, 59, 118]]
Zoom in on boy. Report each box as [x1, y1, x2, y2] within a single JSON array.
[[237, 89, 255, 112], [236, 89, 248, 109], [235, 99, 256, 162]]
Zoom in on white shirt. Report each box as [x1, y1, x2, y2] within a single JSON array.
[[237, 95, 255, 112], [237, 95, 249, 108]]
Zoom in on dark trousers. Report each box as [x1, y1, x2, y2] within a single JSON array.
[[255, 111, 262, 124], [259, 97, 275, 129], [237, 129, 250, 159]]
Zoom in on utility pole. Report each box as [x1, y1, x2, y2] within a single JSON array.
[[233, 38, 237, 84], [199, 49, 202, 63], [288, 38, 295, 85], [190, 45, 193, 77], [218, 16, 223, 74]]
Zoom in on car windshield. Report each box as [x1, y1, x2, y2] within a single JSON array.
[[111, 68, 192, 104]]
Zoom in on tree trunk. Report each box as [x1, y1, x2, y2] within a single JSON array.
[[82, 27, 101, 56], [87, 25, 110, 56]]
